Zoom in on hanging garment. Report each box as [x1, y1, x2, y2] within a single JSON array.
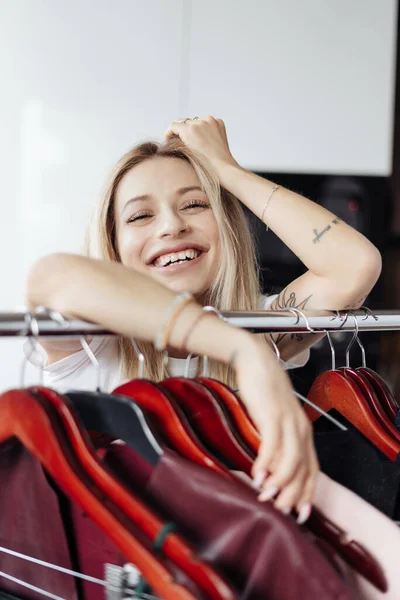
[[0, 438, 210, 600], [0, 439, 79, 600], [105, 443, 354, 600], [313, 412, 400, 519]]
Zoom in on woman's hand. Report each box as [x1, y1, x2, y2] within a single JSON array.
[[164, 116, 239, 175], [234, 336, 319, 524]]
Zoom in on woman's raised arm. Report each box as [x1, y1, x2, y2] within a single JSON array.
[[165, 116, 382, 360]]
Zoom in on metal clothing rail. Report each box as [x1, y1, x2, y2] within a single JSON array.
[[0, 308, 399, 337]]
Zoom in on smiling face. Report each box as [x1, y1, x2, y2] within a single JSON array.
[[114, 157, 221, 297]]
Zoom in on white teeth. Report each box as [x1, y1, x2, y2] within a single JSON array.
[[153, 248, 200, 267]]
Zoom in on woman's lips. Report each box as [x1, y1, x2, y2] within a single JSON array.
[[151, 251, 205, 273]]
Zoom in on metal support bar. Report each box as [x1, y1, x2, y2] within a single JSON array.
[[0, 309, 399, 337]]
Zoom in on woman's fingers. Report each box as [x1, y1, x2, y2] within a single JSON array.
[[260, 417, 303, 489], [164, 121, 185, 141], [234, 336, 318, 519], [251, 419, 281, 482], [257, 414, 317, 515]]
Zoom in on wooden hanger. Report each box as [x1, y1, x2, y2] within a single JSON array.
[[161, 378, 255, 471], [338, 368, 400, 442], [33, 386, 236, 600], [305, 370, 400, 461], [198, 377, 260, 455], [113, 380, 230, 478], [0, 388, 197, 600], [357, 367, 399, 422], [305, 320, 400, 460]]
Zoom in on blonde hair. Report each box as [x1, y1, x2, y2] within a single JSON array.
[[84, 138, 262, 386]]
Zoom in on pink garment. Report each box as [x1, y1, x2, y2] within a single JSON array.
[[314, 472, 400, 600]]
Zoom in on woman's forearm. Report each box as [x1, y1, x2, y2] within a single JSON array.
[[24, 253, 259, 366], [217, 163, 381, 284]]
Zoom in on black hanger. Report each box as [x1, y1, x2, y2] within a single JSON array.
[[65, 390, 163, 466], [0, 591, 24, 599]]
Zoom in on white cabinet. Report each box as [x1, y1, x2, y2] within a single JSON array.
[[186, 0, 398, 175]]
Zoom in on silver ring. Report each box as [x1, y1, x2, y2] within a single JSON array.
[[176, 117, 198, 124]]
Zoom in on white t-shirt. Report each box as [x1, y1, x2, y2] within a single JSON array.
[[23, 295, 309, 393]]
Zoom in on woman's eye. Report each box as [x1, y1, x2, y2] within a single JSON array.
[[183, 200, 210, 210], [126, 213, 152, 223]]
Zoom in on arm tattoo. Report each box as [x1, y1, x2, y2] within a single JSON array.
[[312, 216, 342, 245], [270, 288, 313, 345], [344, 295, 367, 310]]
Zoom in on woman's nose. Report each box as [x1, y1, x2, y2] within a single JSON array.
[[158, 212, 189, 238]]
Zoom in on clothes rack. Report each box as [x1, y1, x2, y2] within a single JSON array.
[[0, 308, 399, 337]]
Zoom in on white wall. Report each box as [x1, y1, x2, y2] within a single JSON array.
[[0, 0, 397, 390]]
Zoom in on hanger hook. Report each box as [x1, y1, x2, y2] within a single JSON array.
[[79, 336, 101, 391], [359, 305, 379, 322], [201, 306, 225, 376], [42, 309, 103, 390], [326, 331, 336, 371], [345, 312, 359, 368], [356, 335, 367, 368], [285, 307, 313, 332], [184, 352, 194, 378], [131, 339, 145, 379], [20, 311, 45, 388]]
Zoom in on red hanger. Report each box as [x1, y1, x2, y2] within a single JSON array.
[[357, 367, 398, 422], [304, 370, 400, 461], [160, 378, 255, 472], [338, 368, 400, 442], [198, 377, 260, 454], [33, 385, 236, 600], [113, 380, 231, 478], [0, 388, 196, 600]]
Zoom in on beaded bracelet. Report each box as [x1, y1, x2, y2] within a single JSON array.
[[154, 292, 193, 351]]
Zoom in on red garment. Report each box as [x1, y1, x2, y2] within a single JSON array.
[[106, 444, 354, 600], [0, 440, 79, 600]]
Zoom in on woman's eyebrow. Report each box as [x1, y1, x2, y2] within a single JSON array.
[[176, 185, 204, 196], [121, 186, 204, 214]]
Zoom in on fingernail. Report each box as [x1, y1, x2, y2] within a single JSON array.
[[252, 470, 267, 490], [258, 486, 279, 502], [297, 504, 312, 525], [280, 506, 291, 515]]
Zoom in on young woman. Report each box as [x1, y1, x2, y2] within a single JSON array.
[[24, 116, 381, 526]]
